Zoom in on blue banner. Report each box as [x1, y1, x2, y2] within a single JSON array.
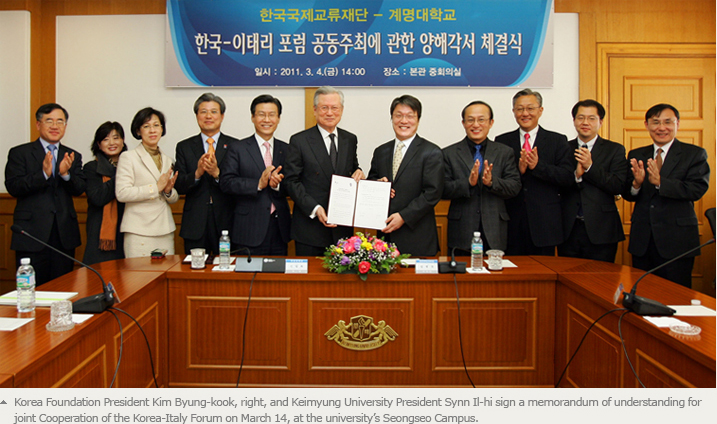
[[166, 0, 552, 87]]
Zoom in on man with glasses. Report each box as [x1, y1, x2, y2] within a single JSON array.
[[5, 103, 86, 285], [443, 101, 521, 255], [559, 100, 628, 262], [367, 95, 444, 257], [624, 103, 709, 288], [175, 93, 240, 255], [284, 86, 364, 256], [220, 95, 291, 255], [496, 89, 573, 256]]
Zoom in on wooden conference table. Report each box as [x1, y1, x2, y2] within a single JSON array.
[[0, 255, 714, 388]]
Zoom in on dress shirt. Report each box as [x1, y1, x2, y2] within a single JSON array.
[[519, 128, 539, 150], [40, 138, 70, 181]]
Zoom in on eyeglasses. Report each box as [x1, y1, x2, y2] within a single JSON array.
[[464, 117, 490, 125], [256, 112, 278, 119], [198, 109, 221, 116], [647, 119, 677, 127], [41, 119, 66, 127], [317, 105, 342, 113], [392, 113, 418, 122], [513, 106, 540, 114], [574, 115, 600, 123], [141, 123, 163, 131]]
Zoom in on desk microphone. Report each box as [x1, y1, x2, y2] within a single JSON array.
[[439, 247, 466, 273], [622, 237, 714, 316], [11, 224, 117, 313]]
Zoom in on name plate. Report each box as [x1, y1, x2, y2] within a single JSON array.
[[415, 259, 438, 274], [285, 259, 308, 274]]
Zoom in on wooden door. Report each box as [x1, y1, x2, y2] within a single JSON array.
[[599, 43, 715, 293]]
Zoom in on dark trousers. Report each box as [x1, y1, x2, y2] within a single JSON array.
[[506, 210, 556, 256], [295, 242, 326, 257], [631, 233, 694, 289], [182, 204, 220, 255], [558, 219, 618, 263], [15, 219, 74, 286], [232, 212, 288, 256]]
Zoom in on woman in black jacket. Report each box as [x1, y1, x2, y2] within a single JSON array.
[[82, 121, 127, 264]]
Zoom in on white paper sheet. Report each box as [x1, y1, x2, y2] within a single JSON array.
[[353, 179, 391, 230], [0, 291, 78, 307]]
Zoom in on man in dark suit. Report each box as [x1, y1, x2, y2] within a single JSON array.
[[5, 103, 86, 285], [175, 93, 239, 255], [367, 95, 444, 257], [495, 89, 574, 256], [443, 101, 521, 254], [559, 100, 628, 262], [624, 103, 710, 288], [220, 95, 291, 255], [284, 86, 364, 256]]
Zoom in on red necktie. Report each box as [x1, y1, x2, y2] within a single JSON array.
[[263, 141, 276, 214], [522, 133, 531, 152]]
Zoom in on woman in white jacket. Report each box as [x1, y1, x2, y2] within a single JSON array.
[[116, 107, 178, 258]]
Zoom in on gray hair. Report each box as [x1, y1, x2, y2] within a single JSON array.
[[512, 88, 543, 108], [313, 86, 344, 107], [193, 92, 226, 114]]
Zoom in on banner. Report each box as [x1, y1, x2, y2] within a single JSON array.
[[166, 0, 553, 87]]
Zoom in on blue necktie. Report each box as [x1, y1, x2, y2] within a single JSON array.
[[48, 144, 57, 176], [473, 143, 483, 175]]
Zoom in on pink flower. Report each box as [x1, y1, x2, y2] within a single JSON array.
[[358, 261, 371, 274], [343, 243, 355, 254], [390, 249, 400, 258], [374, 240, 387, 252]]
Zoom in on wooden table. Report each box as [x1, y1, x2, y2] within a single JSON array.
[[0, 255, 713, 387]]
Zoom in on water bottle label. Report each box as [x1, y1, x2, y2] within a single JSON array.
[[471, 244, 483, 254], [17, 275, 34, 288], [219, 242, 230, 253]]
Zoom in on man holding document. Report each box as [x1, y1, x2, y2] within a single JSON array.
[[284, 86, 365, 256], [367, 95, 444, 257]]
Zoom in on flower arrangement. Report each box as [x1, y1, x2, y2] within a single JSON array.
[[322, 232, 409, 280]]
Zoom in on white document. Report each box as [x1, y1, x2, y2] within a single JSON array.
[[0, 291, 78, 307], [0, 317, 34, 331], [667, 305, 716, 316], [327, 175, 391, 230]]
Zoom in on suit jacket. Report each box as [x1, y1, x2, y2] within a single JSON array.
[[368, 135, 444, 257], [495, 126, 573, 247], [82, 155, 125, 264], [561, 137, 628, 245], [174, 133, 238, 240], [442, 138, 521, 251], [219, 135, 291, 247], [115, 145, 179, 236], [284, 126, 360, 248], [623, 139, 709, 258], [5, 139, 86, 252]]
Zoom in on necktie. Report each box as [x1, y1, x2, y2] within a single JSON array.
[[577, 144, 588, 218], [393, 140, 405, 180], [48, 144, 57, 176], [473, 143, 483, 175], [207, 137, 215, 155], [655, 148, 663, 171], [523, 133, 531, 152], [263, 141, 276, 214], [329, 133, 337, 171]]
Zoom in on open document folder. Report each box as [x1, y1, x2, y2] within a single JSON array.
[[327, 175, 392, 230]]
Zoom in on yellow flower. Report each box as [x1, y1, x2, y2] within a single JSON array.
[[334, 247, 343, 254], [362, 241, 373, 250]]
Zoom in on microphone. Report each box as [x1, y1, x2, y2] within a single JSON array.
[[439, 247, 466, 273], [622, 237, 715, 315], [11, 225, 117, 313]]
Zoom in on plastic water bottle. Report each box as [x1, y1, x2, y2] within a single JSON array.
[[471, 232, 483, 271], [219, 230, 231, 268], [16, 257, 36, 313]]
